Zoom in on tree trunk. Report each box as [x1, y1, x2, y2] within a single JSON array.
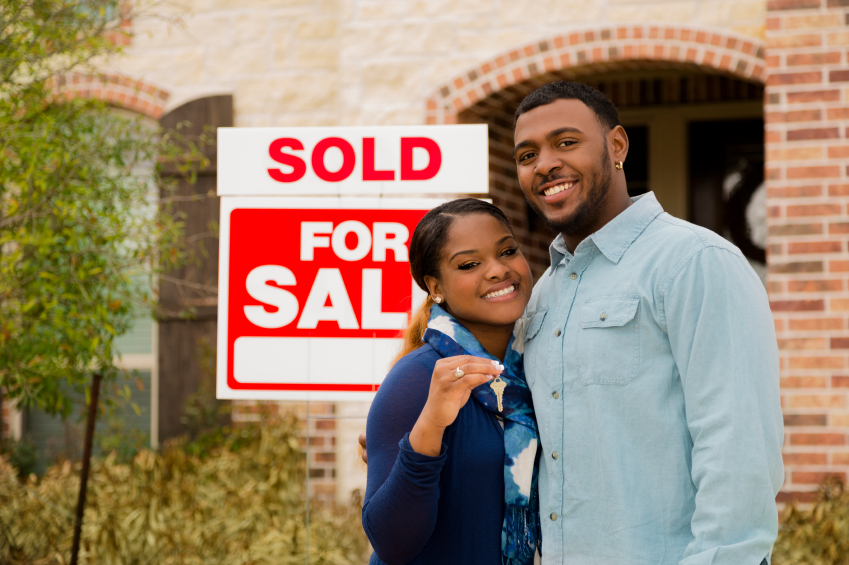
[[69, 372, 102, 565]]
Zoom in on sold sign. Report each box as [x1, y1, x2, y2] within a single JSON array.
[[217, 126, 488, 196]]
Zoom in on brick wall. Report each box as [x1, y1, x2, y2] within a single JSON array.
[[765, 0, 849, 503], [232, 400, 339, 502]]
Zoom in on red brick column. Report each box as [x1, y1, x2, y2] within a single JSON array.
[[765, 0, 849, 503]]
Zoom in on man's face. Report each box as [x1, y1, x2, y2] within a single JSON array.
[[513, 98, 617, 238]]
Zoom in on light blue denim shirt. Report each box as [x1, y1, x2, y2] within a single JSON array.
[[522, 193, 784, 565]]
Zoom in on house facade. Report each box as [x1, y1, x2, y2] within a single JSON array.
[[3, 0, 848, 505]]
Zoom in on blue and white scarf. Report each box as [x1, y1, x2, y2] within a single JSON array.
[[423, 304, 541, 565]]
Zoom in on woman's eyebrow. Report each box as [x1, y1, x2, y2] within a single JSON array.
[[449, 248, 478, 262], [447, 236, 515, 262]]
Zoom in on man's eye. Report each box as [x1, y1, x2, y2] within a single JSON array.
[[458, 262, 478, 270], [558, 140, 576, 148], [517, 152, 536, 163]]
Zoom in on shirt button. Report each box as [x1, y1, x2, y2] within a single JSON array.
[[550, 513, 557, 521], [554, 329, 561, 337], [552, 391, 559, 399], [570, 272, 577, 280], [552, 451, 558, 460], [600, 313, 607, 321]]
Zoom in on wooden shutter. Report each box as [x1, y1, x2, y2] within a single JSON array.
[[157, 95, 232, 442]]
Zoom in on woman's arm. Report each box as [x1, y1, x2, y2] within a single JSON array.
[[362, 351, 444, 565], [361, 350, 499, 565]]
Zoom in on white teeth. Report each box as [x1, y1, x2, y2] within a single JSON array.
[[543, 182, 574, 197], [484, 285, 515, 299]]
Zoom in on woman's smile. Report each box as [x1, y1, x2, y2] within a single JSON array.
[[482, 280, 520, 302]]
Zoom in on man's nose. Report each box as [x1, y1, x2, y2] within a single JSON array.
[[535, 148, 561, 177]]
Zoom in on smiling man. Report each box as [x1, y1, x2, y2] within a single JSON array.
[[514, 81, 784, 565]]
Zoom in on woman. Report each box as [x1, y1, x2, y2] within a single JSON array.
[[361, 198, 541, 565]]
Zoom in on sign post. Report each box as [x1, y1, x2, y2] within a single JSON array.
[[216, 126, 488, 401]]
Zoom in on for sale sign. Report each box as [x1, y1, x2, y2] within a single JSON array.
[[216, 125, 487, 401]]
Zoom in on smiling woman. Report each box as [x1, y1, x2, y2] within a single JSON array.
[[361, 199, 541, 565]]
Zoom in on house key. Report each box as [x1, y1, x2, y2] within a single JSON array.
[[490, 360, 506, 412]]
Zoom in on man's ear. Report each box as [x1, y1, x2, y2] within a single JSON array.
[[610, 125, 629, 165]]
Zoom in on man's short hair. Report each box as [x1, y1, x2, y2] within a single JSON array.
[[513, 81, 621, 131]]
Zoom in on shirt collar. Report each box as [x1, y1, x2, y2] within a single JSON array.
[[548, 192, 664, 268]]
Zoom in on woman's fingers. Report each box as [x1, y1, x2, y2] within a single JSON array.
[[461, 372, 496, 390], [439, 355, 499, 368], [448, 363, 500, 380]]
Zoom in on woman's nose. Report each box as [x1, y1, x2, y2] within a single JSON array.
[[485, 260, 510, 279]]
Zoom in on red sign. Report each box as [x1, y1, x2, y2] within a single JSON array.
[[222, 205, 429, 397]]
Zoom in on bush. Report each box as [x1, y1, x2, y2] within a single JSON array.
[[773, 479, 849, 565], [0, 413, 370, 565], [0, 436, 38, 478]]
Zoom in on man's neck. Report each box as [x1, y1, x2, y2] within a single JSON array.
[[561, 190, 633, 253]]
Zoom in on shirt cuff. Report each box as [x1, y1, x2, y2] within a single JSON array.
[[398, 432, 448, 466]]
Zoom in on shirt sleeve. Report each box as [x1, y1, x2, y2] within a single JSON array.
[[659, 245, 785, 565], [361, 351, 448, 565]]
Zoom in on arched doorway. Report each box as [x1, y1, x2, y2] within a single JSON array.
[[428, 25, 767, 279]]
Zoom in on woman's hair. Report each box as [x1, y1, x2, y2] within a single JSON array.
[[392, 199, 514, 365]]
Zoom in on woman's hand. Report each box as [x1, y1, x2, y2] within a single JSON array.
[[409, 355, 500, 456]]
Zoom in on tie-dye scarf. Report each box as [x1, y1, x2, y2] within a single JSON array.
[[423, 304, 541, 565]]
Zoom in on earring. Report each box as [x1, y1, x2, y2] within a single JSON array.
[[616, 161, 624, 170], [433, 296, 443, 304]]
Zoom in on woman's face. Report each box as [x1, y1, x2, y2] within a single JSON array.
[[425, 213, 533, 335]]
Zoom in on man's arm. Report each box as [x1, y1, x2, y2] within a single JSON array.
[[661, 244, 784, 565]]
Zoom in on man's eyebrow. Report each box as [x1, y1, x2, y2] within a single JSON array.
[[546, 126, 583, 140], [448, 236, 515, 262], [513, 126, 584, 159]]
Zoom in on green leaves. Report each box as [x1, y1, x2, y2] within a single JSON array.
[[0, 418, 371, 565], [773, 479, 849, 565], [0, 0, 207, 417]]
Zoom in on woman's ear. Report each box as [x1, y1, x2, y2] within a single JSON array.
[[424, 275, 442, 302]]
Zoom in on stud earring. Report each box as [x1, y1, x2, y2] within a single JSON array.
[[616, 161, 624, 170], [433, 296, 443, 304]]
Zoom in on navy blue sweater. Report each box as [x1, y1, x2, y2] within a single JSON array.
[[362, 344, 506, 565]]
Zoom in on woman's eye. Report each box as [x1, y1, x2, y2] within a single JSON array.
[[501, 247, 517, 256], [458, 262, 478, 270]]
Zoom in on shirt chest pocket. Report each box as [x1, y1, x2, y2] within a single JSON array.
[[520, 309, 547, 387], [575, 294, 641, 386]]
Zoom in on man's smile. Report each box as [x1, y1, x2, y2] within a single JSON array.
[[538, 178, 579, 204]]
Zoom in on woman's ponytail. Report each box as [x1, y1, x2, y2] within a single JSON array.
[[391, 295, 433, 367]]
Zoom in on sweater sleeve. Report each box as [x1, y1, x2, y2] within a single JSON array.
[[362, 348, 447, 565]]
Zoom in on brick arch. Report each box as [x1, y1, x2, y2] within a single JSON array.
[[56, 73, 170, 120], [427, 24, 765, 124]]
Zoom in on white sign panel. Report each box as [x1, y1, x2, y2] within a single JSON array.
[[217, 125, 489, 196]]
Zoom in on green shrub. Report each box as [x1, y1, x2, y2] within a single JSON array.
[[0, 413, 370, 565], [773, 479, 849, 565], [0, 436, 38, 478]]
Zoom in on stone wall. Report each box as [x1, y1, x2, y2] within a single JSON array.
[[113, 0, 767, 126], [764, 0, 849, 503]]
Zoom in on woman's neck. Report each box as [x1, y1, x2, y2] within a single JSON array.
[[466, 322, 515, 361]]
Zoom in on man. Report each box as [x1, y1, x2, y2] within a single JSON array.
[[360, 81, 784, 564], [513, 81, 783, 565]]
